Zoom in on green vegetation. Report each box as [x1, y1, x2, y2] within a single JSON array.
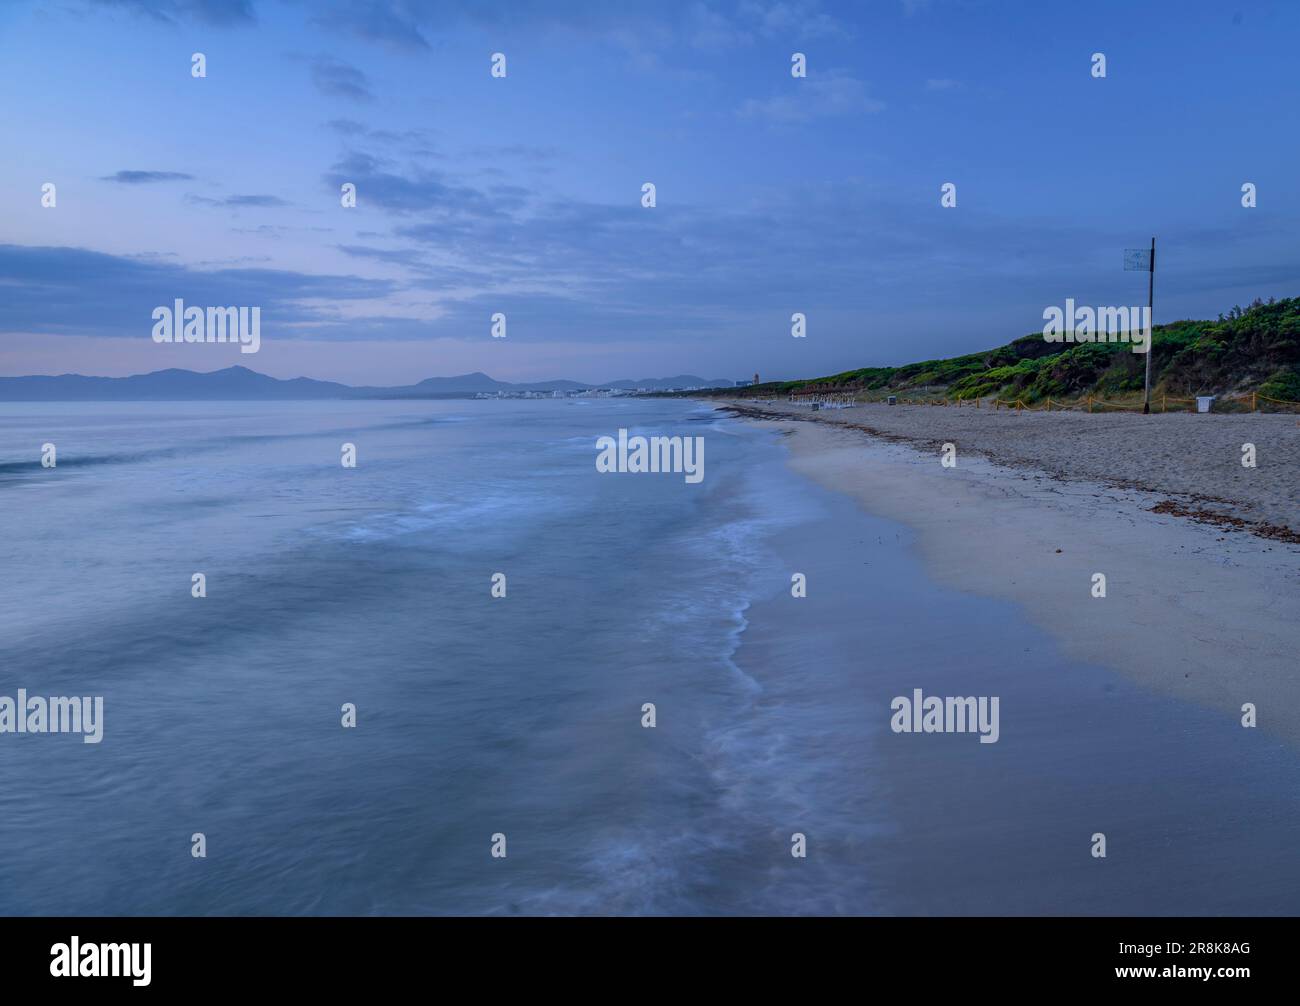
[[727, 296, 1300, 407]]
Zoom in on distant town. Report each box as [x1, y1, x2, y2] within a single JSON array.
[[473, 373, 761, 399]]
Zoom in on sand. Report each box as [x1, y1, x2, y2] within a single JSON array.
[[724, 401, 1299, 536], [713, 400, 1300, 747]]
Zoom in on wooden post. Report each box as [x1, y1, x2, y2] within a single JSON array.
[[1143, 236, 1155, 415], [1087, 395, 1092, 413], [1252, 391, 1257, 412]]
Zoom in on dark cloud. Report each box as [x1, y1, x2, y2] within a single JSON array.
[[325, 118, 369, 137], [15, 161, 1300, 360], [313, 2, 431, 50], [85, 0, 255, 25], [100, 170, 194, 184], [188, 194, 289, 208], [0, 245, 393, 338], [323, 152, 501, 216], [310, 57, 374, 103], [325, 119, 438, 152], [313, 149, 1300, 352]]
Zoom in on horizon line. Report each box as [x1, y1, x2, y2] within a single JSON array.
[[0, 363, 744, 389]]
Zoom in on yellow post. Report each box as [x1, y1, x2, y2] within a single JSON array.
[[1016, 400, 1022, 414], [1087, 395, 1092, 414]]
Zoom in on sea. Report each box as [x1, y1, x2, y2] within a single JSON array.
[[2, 398, 1298, 915]]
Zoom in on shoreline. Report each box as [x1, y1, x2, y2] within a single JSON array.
[[721, 406, 1300, 914], [714, 400, 1300, 749], [713, 400, 1299, 540]]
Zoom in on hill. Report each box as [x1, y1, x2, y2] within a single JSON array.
[[0, 367, 736, 401], [0, 366, 353, 401], [722, 297, 1300, 408]]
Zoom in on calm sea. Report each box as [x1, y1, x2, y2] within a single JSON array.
[[2, 398, 1297, 915]]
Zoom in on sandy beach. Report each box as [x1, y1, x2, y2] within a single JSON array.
[[716, 400, 1300, 748], [724, 401, 1300, 536]]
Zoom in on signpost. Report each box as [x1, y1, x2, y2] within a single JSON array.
[[1124, 238, 1156, 413]]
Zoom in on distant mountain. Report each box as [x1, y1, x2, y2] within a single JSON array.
[[0, 367, 352, 401], [0, 366, 736, 401]]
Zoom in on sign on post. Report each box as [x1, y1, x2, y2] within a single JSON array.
[[1123, 248, 1152, 272], [1124, 239, 1156, 412]]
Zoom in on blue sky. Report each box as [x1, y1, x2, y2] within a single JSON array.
[[1, 0, 1297, 384]]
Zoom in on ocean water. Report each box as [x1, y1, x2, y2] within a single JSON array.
[[1, 398, 1298, 915], [0, 398, 827, 914]]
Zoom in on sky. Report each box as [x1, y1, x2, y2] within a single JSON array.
[[1, 0, 1297, 385]]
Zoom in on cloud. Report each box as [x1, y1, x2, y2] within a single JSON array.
[[188, 194, 289, 208], [734, 0, 849, 41], [5, 193, 1297, 355], [84, 0, 256, 25], [467, 144, 558, 162], [310, 0, 642, 50], [312, 2, 431, 51], [738, 70, 885, 122], [0, 245, 393, 338], [311, 0, 845, 54], [310, 57, 374, 102], [336, 245, 427, 268], [925, 78, 962, 92], [325, 118, 438, 154], [100, 170, 194, 184], [323, 152, 503, 216], [325, 118, 368, 136], [304, 147, 1300, 352]]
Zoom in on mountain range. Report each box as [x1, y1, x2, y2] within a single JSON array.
[[0, 367, 736, 401]]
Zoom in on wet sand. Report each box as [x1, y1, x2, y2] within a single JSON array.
[[729, 417, 1300, 915], [716, 402, 1300, 751]]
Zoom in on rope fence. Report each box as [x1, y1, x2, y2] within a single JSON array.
[[1256, 393, 1300, 412], [811, 390, 1300, 412], [781, 388, 1300, 413]]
